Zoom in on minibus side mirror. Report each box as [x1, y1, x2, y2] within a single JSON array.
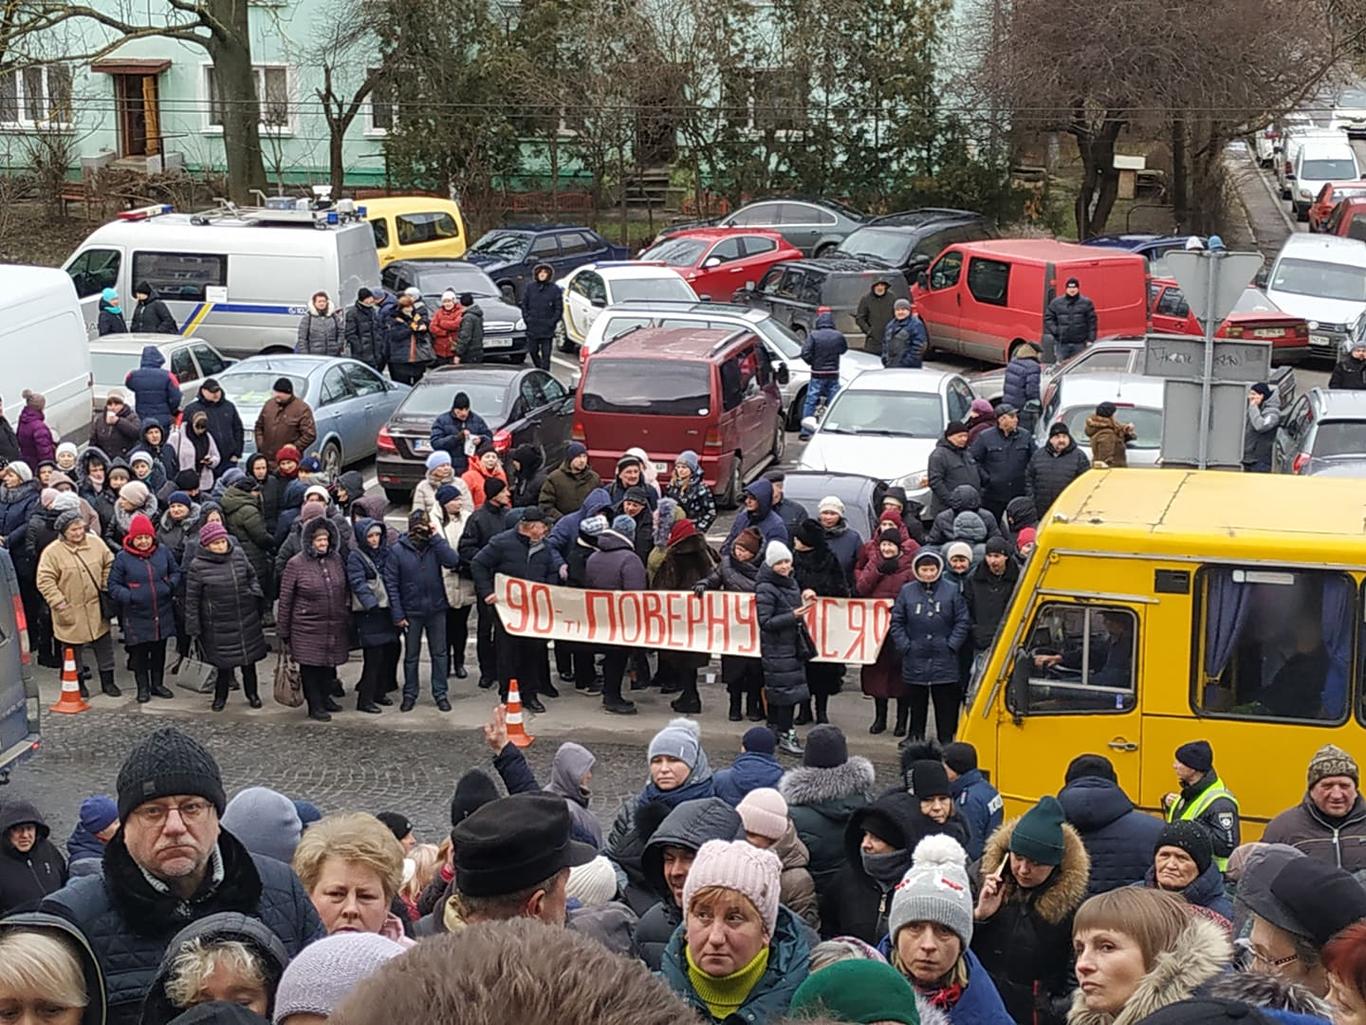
[[1005, 649, 1029, 722]]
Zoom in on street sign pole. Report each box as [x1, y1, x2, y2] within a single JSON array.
[[1196, 252, 1221, 469]]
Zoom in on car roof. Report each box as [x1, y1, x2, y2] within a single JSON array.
[[653, 227, 789, 241], [843, 368, 960, 393], [1311, 387, 1366, 414], [865, 208, 984, 228], [88, 333, 193, 353], [360, 196, 459, 214], [497, 224, 598, 234], [1275, 234, 1366, 264], [391, 259, 485, 271], [418, 364, 527, 384], [778, 256, 887, 273], [1055, 372, 1167, 403], [592, 326, 748, 359], [600, 300, 767, 321], [779, 471, 882, 500], [578, 262, 687, 279], [948, 239, 1148, 264], [1084, 234, 1191, 251], [223, 355, 337, 374], [737, 197, 864, 219]]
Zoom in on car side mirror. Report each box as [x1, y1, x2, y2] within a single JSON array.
[[740, 281, 756, 293], [916, 271, 929, 289], [775, 363, 790, 385], [703, 257, 722, 268], [590, 296, 606, 308], [1005, 648, 1030, 720], [800, 415, 819, 435], [910, 254, 931, 272]]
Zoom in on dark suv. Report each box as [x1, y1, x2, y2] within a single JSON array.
[[739, 257, 910, 345], [464, 225, 629, 302], [835, 209, 995, 283]]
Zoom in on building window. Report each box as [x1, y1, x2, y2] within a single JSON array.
[[0, 65, 73, 127], [367, 69, 395, 133], [723, 68, 805, 133], [205, 65, 291, 131]]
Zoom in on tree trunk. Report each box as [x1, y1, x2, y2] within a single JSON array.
[[208, 30, 266, 203], [329, 127, 346, 197], [1072, 117, 1124, 238], [1171, 114, 1187, 230]]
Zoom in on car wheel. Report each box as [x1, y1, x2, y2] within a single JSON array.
[[320, 440, 342, 477], [383, 487, 410, 507], [556, 321, 574, 353], [719, 456, 743, 510], [813, 243, 836, 257], [499, 282, 516, 303], [786, 388, 807, 431], [771, 420, 787, 464]]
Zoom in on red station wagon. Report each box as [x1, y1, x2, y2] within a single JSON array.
[[1148, 277, 1309, 363]]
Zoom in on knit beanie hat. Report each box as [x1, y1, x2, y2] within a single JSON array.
[[119, 480, 150, 507], [737, 788, 788, 842], [943, 742, 977, 776], [303, 484, 331, 504], [1048, 421, 1071, 439], [944, 541, 973, 564], [765, 539, 793, 567], [565, 854, 618, 907], [683, 839, 783, 937], [54, 509, 83, 535], [483, 478, 506, 501], [298, 503, 325, 524], [450, 769, 499, 827], [648, 717, 702, 771], [734, 527, 762, 557], [879, 528, 903, 547], [271, 932, 405, 1025], [677, 449, 701, 476], [1175, 740, 1214, 774], [425, 450, 452, 471], [434, 484, 461, 506], [130, 450, 153, 468], [78, 795, 118, 834], [818, 495, 845, 515], [51, 490, 79, 513], [889, 835, 974, 947], [126, 513, 155, 543], [1308, 743, 1358, 787], [1156, 820, 1213, 876], [4, 460, 31, 483], [116, 726, 226, 820], [376, 812, 413, 844], [168, 491, 192, 510], [1009, 795, 1067, 866], [273, 377, 294, 396], [199, 521, 228, 546], [22, 389, 44, 411], [565, 440, 587, 461], [742, 725, 775, 755], [790, 958, 920, 1025], [221, 786, 303, 865], [611, 513, 637, 535], [907, 760, 951, 799], [985, 536, 1011, 556], [804, 724, 848, 769], [1065, 754, 1117, 784], [579, 514, 608, 538]]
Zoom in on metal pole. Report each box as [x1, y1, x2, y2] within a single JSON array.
[[1196, 251, 1220, 469]]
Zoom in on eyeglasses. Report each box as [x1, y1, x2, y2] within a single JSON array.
[[132, 800, 212, 827], [1251, 949, 1299, 969]]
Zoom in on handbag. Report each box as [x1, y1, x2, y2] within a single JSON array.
[[795, 618, 818, 663], [76, 551, 117, 622], [273, 650, 303, 707]]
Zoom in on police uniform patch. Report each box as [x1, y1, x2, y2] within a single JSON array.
[[1216, 812, 1234, 831]]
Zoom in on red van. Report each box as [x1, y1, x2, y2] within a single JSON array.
[[911, 239, 1149, 365], [573, 326, 786, 508]]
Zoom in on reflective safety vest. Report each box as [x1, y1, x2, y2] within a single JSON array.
[[1167, 776, 1239, 871]]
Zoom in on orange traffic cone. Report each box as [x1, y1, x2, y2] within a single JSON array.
[[505, 678, 534, 748], [50, 647, 90, 715]]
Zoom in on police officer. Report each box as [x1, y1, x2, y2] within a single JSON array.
[[1162, 739, 1240, 871]]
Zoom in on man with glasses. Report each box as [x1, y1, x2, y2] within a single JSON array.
[[43, 726, 323, 1025]]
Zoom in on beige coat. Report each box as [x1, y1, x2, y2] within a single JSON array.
[[773, 821, 820, 930], [431, 480, 476, 609], [36, 535, 113, 644]]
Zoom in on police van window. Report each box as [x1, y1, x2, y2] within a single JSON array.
[[1022, 603, 1137, 713], [1194, 567, 1352, 725], [131, 252, 227, 303], [67, 248, 121, 298]]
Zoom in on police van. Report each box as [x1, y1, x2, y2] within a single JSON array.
[[61, 196, 382, 359]]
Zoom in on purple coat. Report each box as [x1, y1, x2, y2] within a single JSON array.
[[16, 407, 54, 467], [584, 531, 646, 590], [278, 518, 349, 667]]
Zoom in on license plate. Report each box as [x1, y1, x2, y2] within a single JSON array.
[[484, 336, 513, 349], [1252, 328, 1283, 338], [413, 439, 431, 454], [1311, 333, 1331, 347], [654, 461, 668, 473]]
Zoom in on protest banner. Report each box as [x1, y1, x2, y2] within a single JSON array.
[[493, 573, 893, 665]]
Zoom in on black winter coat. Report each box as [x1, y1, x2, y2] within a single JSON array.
[[457, 501, 513, 566], [969, 425, 1036, 508], [130, 294, 178, 334], [1027, 438, 1091, 514], [383, 532, 459, 621], [926, 485, 1003, 545], [520, 271, 563, 338], [0, 800, 67, 914], [219, 486, 274, 592], [183, 392, 245, 471], [344, 302, 385, 369], [889, 575, 970, 686], [456, 304, 485, 363], [964, 558, 1019, 651], [0, 480, 40, 577], [186, 539, 268, 669], [43, 830, 324, 1025], [1330, 354, 1366, 390], [278, 518, 349, 667], [780, 757, 876, 895], [1044, 293, 1097, 348], [927, 439, 981, 517], [755, 563, 809, 706], [1057, 775, 1164, 897], [801, 312, 846, 376], [107, 544, 179, 645], [1003, 355, 1042, 410], [90, 406, 143, 463], [0, 415, 21, 465], [470, 525, 558, 600]]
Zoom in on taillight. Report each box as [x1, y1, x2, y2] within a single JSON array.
[[376, 426, 397, 454], [1293, 322, 1309, 338], [571, 422, 586, 443], [12, 594, 29, 666], [492, 429, 512, 453], [703, 426, 722, 452], [1292, 453, 1310, 474]]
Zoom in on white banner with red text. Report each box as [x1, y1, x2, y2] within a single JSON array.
[[493, 574, 893, 665]]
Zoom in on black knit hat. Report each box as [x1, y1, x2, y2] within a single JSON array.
[[943, 742, 977, 775], [376, 811, 413, 843], [450, 769, 499, 828], [483, 478, 506, 502], [804, 724, 848, 769], [945, 420, 969, 439], [1156, 820, 1213, 876], [117, 726, 226, 820], [985, 536, 1011, 556], [272, 377, 293, 396], [1175, 740, 1213, 774], [908, 760, 951, 799], [1269, 859, 1366, 946], [1065, 753, 1117, 784]]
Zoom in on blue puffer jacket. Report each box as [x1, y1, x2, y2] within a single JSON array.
[[712, 752, 784, 807], [889, 569, 969, 686], [1002, 355, 1041, 410], [953, 769, 1004, 862], [346, 519, 399, 646], [0, 479, 39, 577], [1057, 775, 1164, 896], [721, 478, 788, 556], [108, 543, 180, 645], [801, 311, 847, 377], [65, 822, 105, 877], [381, 531, 459, 622], [123, 346, 181, 428], [42, 830, 324, 1025], [430, 409, 492, 475], [550, 487, 613, 562], [520, 268, 563, 338]]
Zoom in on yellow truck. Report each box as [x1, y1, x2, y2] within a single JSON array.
[[961, 469, 1366, 837]]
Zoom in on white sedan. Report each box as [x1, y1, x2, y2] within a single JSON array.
[[557, 262, 698, 348]]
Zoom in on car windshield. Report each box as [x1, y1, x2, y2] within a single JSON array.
[[611, 276, 696, 303], [400, 379, 508, 419], [414, 266, 500, 298], [1302, 159, 1358, 180], [220, 372, 308, 405], [638, 238, 708, 266], [469, 232, 529, 260], [581, 359, 711, 416], [1312, 420, 1366, 458], [750, 317, 802, 358], [1270, 258, 1366, 301], [1062, 406, 1164, 448], [820, 390, 943, 437], [90, 351, 142, 384], [836, 227, 914, 265]]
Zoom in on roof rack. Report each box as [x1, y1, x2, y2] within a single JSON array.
[[186, 186, 368, 230]]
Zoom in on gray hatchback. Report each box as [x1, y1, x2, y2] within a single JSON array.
[[1273, 387, 1366, 476]]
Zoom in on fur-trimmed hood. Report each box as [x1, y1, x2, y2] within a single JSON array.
[[981, 814, 1091, 924], [780, 756, 877, 806], [1066, 915, 1233, 1025]]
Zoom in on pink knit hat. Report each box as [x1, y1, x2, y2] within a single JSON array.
[[737, 788, 788, 843], [199, 521, 228, 546], [682, 839, 783, 936]]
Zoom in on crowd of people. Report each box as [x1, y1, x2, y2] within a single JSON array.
[[2, 716, 1365, 1025]]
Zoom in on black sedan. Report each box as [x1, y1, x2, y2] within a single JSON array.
[[376, 365, 575, 503], [380, 260, 530, 362]]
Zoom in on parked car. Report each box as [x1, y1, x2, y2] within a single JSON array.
[[573, 326, 786, 507], [1251, 126, 1279, 168], [557, 262, 698, 349], [577, 300, 881, 430], [1274, 387, 1366, 476], [1147, 280, 1310, 363], [777, 471, 883, 541], [1082, 233, 1200, 278], [636, 228, 802, 300], [1308, 181, 1366, 232], [1277, 128, 1339, 201], [364, 196, 467, 266], [795, 368, 977, 517], [739, 256, 911, 345], [464, 225, 629, 303], [376, 364, 574, 503], [1325, 197, 1366, 242], [1262, 234, 1366, 359], [89, 335, 233, 412], [911, 239, 1149, 365], [834, 210, 996, 284], [379, 260, 529, 362], [1038, 372, 1165, 468], [1332, 86, 1366, 138], [217, 355, 408, 474], [1290, 137, 1362, 221], [655, 199, 866, 256]]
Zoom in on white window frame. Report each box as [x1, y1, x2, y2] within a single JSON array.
[[0, 64, 74, 130], [365, 67, 394, 136], [201, 63, 295, 135]]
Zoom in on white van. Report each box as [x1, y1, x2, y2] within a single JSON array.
[[1277, 127, 1336, 200], [1291, 137, 1362, 221], [0, 267, 94, 443], [61, 203, 381, 359], [1264, 234, 1366, 358]]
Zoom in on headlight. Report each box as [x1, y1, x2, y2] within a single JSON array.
[[895, 470, 929, 490], [515, 318, 526, 331]]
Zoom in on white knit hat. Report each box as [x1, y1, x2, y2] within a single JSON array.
[[565, 854, 618, 907], [765, 539, 793, 567], [272, 932, 405, 1024], [818, 495, 845, 515], [888, 835, 974, 947], [737, 787, 789, 842], [683, 839, 783, 937]]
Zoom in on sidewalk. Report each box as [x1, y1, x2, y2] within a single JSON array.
[[1224, 140, 1295, 264]]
